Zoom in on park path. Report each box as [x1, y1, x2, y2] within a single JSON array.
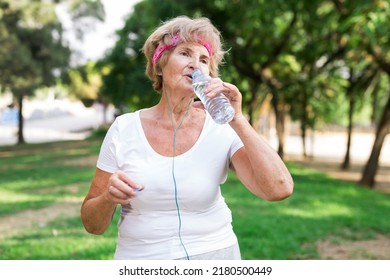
[[0, 182, 85, 239], [0, 200, 82, 239]]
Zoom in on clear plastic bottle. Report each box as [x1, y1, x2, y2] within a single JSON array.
[[192, 69, 235, 124]]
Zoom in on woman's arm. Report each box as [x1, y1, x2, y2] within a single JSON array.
[[81, 168, 142, 234], [204, 79, 293, 200], [229, 115, 294, 201], [221, 80, 293, 200], [194, 77, 293, 200]]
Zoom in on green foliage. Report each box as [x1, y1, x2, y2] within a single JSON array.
[[66, 62, 103, 106], [0, 0, 105, 143], [0, 0, 71, 96]]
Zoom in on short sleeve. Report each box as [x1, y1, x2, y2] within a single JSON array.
[[229, 134, 244, 159], [96, 119, 120, 173]]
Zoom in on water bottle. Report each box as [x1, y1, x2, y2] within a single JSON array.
[[192, 69, 235, 124]]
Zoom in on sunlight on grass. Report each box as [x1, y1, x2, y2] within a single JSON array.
[[0, 189, 54, 216], [0, 190, 33, 203], [279, 203, 355, 218]]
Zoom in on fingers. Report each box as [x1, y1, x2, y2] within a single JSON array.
[[106, 171, 143, 205], [203, 77, 224, 97], [222, 82, 242, 103], [201, 78, 243, 121], [222, 82, 239, 96], [204, 78, 241, 102], [116, 170, 144, 192]]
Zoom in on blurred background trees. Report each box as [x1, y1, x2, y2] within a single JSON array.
[[1, 0, 389, 189], [0, 0, 104, 143]]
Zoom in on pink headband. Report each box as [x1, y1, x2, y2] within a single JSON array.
[[152, 33, 213, 65]]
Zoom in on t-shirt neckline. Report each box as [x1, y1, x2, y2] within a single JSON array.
[[135, 110, 210, 159]]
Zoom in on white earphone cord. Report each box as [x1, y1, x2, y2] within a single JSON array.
[[165, 89, 192, 260]]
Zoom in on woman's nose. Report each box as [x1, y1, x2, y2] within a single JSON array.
[[189, 57, 201, 70]]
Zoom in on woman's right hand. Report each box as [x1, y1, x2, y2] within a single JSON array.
[[105, 170, 144, 205]]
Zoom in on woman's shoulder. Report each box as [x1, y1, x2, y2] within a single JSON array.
[[105, 111, 141, 139], [114, 111, 140, 126]]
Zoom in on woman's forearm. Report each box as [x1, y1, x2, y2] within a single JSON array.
[[230, 114, 294, 200], [81, 194, 117, 235]]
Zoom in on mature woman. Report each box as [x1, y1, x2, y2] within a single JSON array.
[[81, 16, 293, 260]]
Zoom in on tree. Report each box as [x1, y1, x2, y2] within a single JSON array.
[[0, 0, 104, 144], [66, 62, 112, 123], [183, 0, 354, 159], [340, 62, 378, 170], [0, 0, 70, 143], [197, 0, 300, 158], [68, 62, 102, 106], [335, 0, 390, 187]]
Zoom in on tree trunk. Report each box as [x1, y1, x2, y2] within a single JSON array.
[[371, 83, 379, 125], [102, 102, 108, 124], [247, 81, 263, 127], [17, 95, 25, 144], [247, 90, 256, 126], [359, 93, 390, 188], [341, 90, 355, 170], [300, 123, 307, 158], [300, 89, 308, 158], [271, 91, 285, 159]]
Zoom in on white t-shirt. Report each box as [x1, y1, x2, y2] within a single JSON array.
[[96, 110, 244, 259]]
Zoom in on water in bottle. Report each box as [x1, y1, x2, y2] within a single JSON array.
[[192, 69, 235, 124]]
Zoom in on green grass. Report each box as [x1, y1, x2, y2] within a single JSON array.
[[225, 164, 390, 259], [0, 140, 100, 216], [0, 135, 389, 260]]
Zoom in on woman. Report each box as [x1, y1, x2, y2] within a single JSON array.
[[81, 16, 293, 260]]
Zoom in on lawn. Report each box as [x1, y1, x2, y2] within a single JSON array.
[[0, 134, 389, 260]]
